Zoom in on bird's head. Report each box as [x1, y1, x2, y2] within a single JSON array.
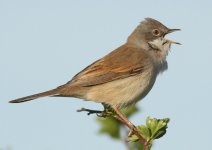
[[127, 18, 181, 62]]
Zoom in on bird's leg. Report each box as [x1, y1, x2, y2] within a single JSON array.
[[112, 107, 147, 148]]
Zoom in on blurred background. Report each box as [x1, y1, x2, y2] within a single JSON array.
[[1, 0, 212, 150]]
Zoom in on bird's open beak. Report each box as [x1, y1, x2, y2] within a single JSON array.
[[165, 29, 181, 45]]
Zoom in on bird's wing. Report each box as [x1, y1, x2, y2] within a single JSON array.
[[67, 45, 151, 87]]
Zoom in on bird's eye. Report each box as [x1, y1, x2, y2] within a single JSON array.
[[152, 29, 160, 36]]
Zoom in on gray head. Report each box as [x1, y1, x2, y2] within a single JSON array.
[[127, 18, 180, 49], [127, 18, 180, 63]]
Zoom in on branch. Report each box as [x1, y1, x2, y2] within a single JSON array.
[[112, 107, 148, 149], [77, 105, 150, 150], [77, 105, 170, 150]]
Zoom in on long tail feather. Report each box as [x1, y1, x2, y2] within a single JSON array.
[[9, 89, 59, 103]]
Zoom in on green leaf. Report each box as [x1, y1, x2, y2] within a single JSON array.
[[137, 125, 150, 140], [146, 117, 158, 136], [153, 118, 169, 139], [97, 117, 121, 139], [154, 129, 167, 139], [129, 134, 139, 142], [146, 117, 170, 140]]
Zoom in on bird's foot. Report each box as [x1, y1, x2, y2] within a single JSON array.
[[77, 107, 112, 118]]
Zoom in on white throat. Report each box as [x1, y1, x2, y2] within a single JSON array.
[[148, 37, 171, 63], [148, 38, 171, 52]]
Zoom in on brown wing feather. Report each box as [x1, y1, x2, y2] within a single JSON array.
[[67, 45, 151, 87]]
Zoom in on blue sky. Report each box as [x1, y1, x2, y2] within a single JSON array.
[[1, 0, 212, 150]]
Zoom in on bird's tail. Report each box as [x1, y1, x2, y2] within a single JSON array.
[[9, 89, 59, 103]]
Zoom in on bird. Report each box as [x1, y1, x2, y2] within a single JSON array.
[[9, 18, 180, 110]]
